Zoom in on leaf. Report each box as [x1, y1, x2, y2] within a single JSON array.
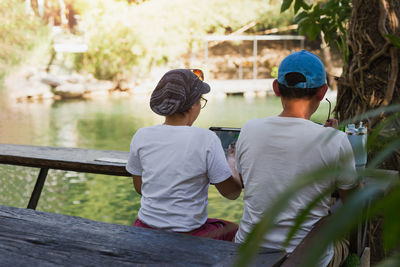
[[281, 0, 294, 13], [283, 186, 334, 248], [372, 184, 400, 250], [300, 178, 396, 267], [374, 253, 400, 267], [385, 34, 400, 48], [367, 113, 400, 150], [308, 23, 321, 41], [294, 0, 304, 14], [294, 11, 309, 24], [368, 138, 400, 169], [234, 105, 400, 266], [235, 165, 348, 267]]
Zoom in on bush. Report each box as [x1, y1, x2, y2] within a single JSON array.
[[0, 0, 50, 80], [73, 0, 294, 80]]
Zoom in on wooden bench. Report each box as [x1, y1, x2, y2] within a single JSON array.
[[0, 204, 286, 266], [0, 143, 130, 209], [1, 143, 397, 266]]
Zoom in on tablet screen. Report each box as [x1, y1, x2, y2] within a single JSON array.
[[209, 127, 241, 155]]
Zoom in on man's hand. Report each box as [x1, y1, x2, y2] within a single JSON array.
[[324, 118, 338, 128]]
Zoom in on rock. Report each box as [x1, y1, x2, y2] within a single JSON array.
[[65, 73, 86, 84], [85, 80, 115, 92], [53, 83, 86, 99], [13, 80, 53, 102], [41, 74, 62, 87]]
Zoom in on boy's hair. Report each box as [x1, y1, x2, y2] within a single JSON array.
[[277, 72, 319, 99]]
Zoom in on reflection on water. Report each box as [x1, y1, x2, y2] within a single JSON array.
[[0, 93, 331, 225]]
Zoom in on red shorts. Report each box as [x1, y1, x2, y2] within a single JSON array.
[[134, 218, 238, 242]]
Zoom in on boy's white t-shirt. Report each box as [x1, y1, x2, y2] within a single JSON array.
[[234, 116, 357, 266], [126, 124, 232, 232]]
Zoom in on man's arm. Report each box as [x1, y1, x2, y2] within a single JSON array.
[[324, 118, 338, 128], [338, 183, 360, 202], [132, 175, 142, 195]]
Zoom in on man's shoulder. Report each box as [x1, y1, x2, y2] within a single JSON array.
[[242, 117, 271, 130], [316, 125, 348, 139]]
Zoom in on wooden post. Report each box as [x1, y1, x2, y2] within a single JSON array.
[[38, 0, 44, 17], [253, 38, 258, 79], [27, 168, 49, 210], [204, 40, 208, 69], [239, 44, 243, 80]]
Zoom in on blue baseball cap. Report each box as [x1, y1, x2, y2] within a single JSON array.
[[277, 50, 326, 88]]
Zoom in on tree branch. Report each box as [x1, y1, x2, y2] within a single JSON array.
[[382, 46, 398, 106]]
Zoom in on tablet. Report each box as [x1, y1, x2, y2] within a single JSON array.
[[209, 127, 241, 155]]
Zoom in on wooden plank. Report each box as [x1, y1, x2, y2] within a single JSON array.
[[360, 247, 370, 267], [0, 143, 130, 176], [205, 35, 305, 41], [208, 79, 274, 94], [280, 216, 329, 267], [0, 205, 285, 266]]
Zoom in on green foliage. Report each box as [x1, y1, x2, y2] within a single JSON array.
[[72, 0, 293, 80], [385, 34, 400, 48], [0, 0, 50, 80], [235, 105, 400, 267], [283, 0, 351, 64], [270, 66, 279, 78], [342, 253, 360, 267]]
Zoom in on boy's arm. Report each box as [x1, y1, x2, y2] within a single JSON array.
[[132, 175, 142, 195], [215, 176, 242, 200], [214, 144, 242, 200]]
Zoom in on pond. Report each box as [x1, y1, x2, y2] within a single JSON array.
[[0, 91, 332, 225]]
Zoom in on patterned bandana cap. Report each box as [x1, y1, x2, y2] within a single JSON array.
[[150, 69, 211, 116]]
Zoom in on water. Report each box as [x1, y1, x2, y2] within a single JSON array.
[[0, 92, 331, 225]]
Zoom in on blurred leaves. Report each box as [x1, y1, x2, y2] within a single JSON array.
[[284, 0, 351, 63], [72, 0, 293, 80], [236, 105, 400, 266], [0, 0, 50, 79], [385, 34, 400, 48]]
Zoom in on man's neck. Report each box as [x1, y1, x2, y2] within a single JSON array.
[[279, 98, 316, 120]]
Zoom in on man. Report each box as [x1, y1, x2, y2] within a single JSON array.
[[234, 50, 357, 266]]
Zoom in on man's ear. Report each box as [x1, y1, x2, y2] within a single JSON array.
[[316, 84, 328, 101], [273, 80, 281, 97]]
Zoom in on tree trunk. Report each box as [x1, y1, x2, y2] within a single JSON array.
[[335, 0, 400, 171], [334, 0, 400, 263]]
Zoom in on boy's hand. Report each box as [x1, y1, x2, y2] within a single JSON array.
[[324, 119, 338, 128], [227, 143, 236, 164], [227, 143, 238, 174]]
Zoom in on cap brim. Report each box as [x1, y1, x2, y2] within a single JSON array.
[[200, 81, 211, 94]]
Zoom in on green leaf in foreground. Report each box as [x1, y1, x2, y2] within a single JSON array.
[[385, 34, 400, 48], [281, 0, 294, 13]]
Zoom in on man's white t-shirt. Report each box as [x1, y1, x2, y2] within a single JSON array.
[[126, 124, 232, 232], [234, 116, 357, 266]]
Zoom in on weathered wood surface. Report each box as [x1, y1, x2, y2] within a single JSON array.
[[0, 143, 130, 176], [281, 216, 329, 267], [0, 205, 286, 266]]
